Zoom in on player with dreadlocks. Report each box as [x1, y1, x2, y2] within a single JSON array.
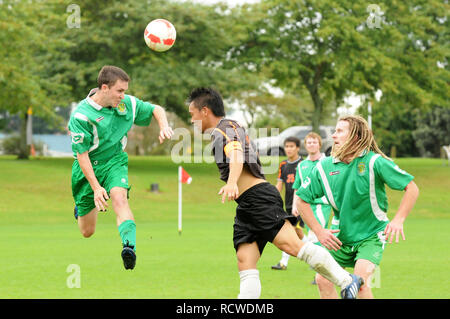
[[296, 115, 419, 298]]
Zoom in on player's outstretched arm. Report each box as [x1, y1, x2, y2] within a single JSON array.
[[384, 180, 419, 243], [152, 105, 174, 143]]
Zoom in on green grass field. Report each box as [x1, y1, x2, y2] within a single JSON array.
[[0, 155, 449, 299]]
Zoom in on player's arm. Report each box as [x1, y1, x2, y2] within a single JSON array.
[[77, 151, 109, 211], [291, 193, 300, 216], [384, 180, 419, 243], [275, 180, 283, 193], [276, 162, 284, 193], [218, 148, 244, 203], [151, 105, 174, 143], [298, 197, 341, 251]]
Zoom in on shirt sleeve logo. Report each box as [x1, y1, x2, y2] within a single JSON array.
[[71, 132, 84, 144], [301, 177, 311, 189]]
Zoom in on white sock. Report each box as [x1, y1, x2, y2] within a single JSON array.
[[237, 269, 261, 299], [297, 242, 352, 289], [280, 252, 290, 266]]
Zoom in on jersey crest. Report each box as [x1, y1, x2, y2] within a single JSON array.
[[357, 162, 366, 176], [117, 102, 127, 114]]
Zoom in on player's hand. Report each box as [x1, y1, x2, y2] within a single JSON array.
[[384, 218, 405, 243], [159, 126, 174, 144], [218, 183, 239, 203], [93, 187, 109, 211], [317, 228, 342, 251], [291, 206, 299, 217]]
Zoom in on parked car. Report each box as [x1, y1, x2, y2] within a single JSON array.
[[253, 125, 335, 156]]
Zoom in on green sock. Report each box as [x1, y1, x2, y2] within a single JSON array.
[[118, 220, 136, 251]]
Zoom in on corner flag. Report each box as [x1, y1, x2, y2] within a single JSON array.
[[178, 166, 192, 235]]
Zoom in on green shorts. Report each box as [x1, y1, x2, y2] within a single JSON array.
[[329, 231, 386, 268], [71, 152, 130, 217]]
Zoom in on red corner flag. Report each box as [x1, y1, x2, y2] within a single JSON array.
[[180, 167, 192, 184]]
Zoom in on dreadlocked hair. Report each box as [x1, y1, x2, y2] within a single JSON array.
[[331, 115, 390, 163]]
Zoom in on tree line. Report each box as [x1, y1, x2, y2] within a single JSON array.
[[0, 0, 448, 158]]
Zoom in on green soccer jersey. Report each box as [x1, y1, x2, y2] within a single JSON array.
[[293, 154, 332, 239], [292, 153, 329, 206], [296, 150, 414, 245], [68, 93, 155, 160]]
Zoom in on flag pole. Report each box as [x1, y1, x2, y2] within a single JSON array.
[[178, 166, 182, 235]]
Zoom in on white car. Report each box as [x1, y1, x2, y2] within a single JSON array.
[[253, 125, 335, 156]]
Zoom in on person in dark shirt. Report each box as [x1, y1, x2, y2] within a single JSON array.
[[271, 137, 304, 270], [187, 87, 363, 299]]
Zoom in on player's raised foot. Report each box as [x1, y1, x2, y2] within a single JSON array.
[[74, 206, 78, 220], [340, 274, 364, 299], [271, 262, 287, 270], [121, 245, 136, 270]]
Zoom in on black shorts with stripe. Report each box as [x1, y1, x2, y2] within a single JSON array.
[[233, 182, 298, 255]]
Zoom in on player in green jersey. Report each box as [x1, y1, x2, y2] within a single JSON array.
[[69, 65, 173, 270], [297, 115, 419, 298], [292, 132, 332, 246], [291, 132, 333, 284]]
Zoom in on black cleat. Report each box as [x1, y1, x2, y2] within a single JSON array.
[[121, 246, 136, 270], [271, 262, 287, 270], [74, 206, 78, 220]]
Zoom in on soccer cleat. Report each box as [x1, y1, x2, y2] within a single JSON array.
[[340, 274, 364, 299], [271, 262, 287, 270], [74, 206, 78, 220], [311, 277, 317, 285], [121, 245, 136, 270]]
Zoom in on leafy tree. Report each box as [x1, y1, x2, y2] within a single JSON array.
[[412, 107, 450, 158], [229, 0, 449, 134], [0, 0, 73, 158]]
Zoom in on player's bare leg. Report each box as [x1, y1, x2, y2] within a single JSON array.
[[316, 273, 339, 299], [272, 220, 304, 256], [354, 259, 376, 299], [110, 187, 134, 226], [236, 242, 261, 299], [77, 207, 99, 238]]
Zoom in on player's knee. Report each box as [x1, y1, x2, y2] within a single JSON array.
[[80, 227, 95, 238], [111, 194, 128, 209]]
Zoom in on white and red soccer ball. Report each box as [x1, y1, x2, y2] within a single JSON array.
[[144, 19, 176, 52]]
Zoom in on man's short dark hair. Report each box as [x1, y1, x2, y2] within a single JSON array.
[[97, 65, 130, 88], [188, 87, 225, 117], [284, 136, 301, 147]]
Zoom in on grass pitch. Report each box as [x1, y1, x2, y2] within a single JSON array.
[[0, 156, 449, 298]]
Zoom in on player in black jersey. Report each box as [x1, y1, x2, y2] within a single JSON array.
[[187, 87, 363, 299], [272, 137, 304, 270]]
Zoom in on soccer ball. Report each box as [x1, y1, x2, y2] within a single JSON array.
[[144, 19, 176, 52]]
